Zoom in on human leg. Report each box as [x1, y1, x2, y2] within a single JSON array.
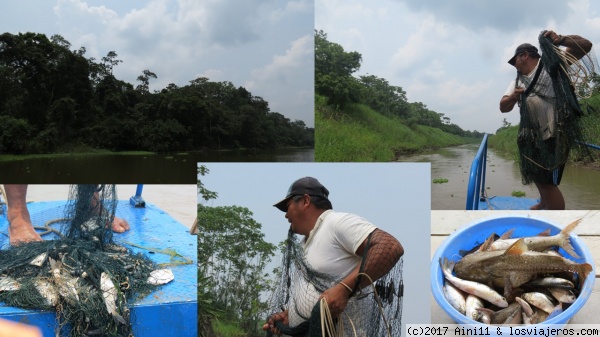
[[4, 185, 43, 245], [529, 182, 546, 210], [537, 183, 565, 210], [90, 191, 130, 233]]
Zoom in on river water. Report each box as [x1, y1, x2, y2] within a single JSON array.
[[0, 148, 314, 183], [398, 144, 600, 210]]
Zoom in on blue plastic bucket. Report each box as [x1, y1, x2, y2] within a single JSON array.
[[431, 215, 595, 334]]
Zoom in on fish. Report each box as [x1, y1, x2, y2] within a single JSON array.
[[465, 295, 484, 322], [34, 278, 59, 307], [29, 252, 48, 267], [100, 272, 126, 325], [487, 219, 581, 258], [439, 258, 508, 308], [547, 287, 576, 303], [443, 280, 466, 314], [477, 302, 522, 325], [0, 276, 20, 291], [522, 292, 555, 314], [49, 258, 79, 305], [528, 276, 574, 289], [454, 238, 592, 297], [515, 296, 534, 317], [147, 268, 174, 286]]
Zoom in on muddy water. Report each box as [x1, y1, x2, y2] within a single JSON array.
[[398, 144, 600, 210]]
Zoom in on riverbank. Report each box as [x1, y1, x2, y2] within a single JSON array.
[[489, 112, 600, 168], [315, 99, 476, 161]]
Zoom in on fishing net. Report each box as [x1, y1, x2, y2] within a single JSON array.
[[0, 185, 172, 337], [265, 229, 403, 337], [516, 31, 598, 185]]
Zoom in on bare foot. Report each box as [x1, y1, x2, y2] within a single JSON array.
[[8, 216, 43, 246], [111, 217, 130, 233]]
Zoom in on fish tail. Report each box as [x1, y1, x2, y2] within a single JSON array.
[[578, 263, 593, 285], [559, 218, 582, 258]]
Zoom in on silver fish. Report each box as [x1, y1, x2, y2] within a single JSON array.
[[0, 276, 20, 291], [439, 258, 508, 308], [522, 292, 555, 314], [147, 269, 174, 285], [488, 219, 581, 258], [547, 287, 576, 303], [100, 272, 126, 325], [30, 252, 48, 267], [49, 258, 79, 305], [465, 294, 484, 322], [34, 278, 58, 307], [515, 296, 534, 317], [528, 276, 574, 289]]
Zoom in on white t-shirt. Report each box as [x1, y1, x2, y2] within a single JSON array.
[[287, 210, 377, 328], [504, 59, 556, 140], [303, 210, 377, 277]]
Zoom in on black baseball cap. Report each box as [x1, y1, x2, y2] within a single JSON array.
[[508, 43, 541, 66], [273, 177, 330, 212]]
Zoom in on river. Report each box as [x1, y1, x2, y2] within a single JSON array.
[[398, 144, 600, 210], [0, 148, 314, 183]]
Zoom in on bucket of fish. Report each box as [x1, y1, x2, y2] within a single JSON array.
[[431, 215, 595, 332]]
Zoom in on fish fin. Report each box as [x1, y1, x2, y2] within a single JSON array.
[[578, 263, 592, 285], [536, 229, 551, 237], [558, 218, 582, 258], [499, 228, 515, 240], [112, 313, 127, 325], [479, 234, 496, 251], [504, 238, 527, 255]]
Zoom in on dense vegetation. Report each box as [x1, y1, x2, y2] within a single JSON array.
[[198, 166, 275, 337], [0, 32, 313, 155], [490, 103, 600, 164], [314, 30, 484, 161]]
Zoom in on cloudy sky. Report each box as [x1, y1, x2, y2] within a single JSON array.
[[199, 162, 431, 325], [1, 0, 314, 126], [316, 0, 600, 134]]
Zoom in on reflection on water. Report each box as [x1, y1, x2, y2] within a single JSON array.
[[399, 145, 600, 210], [0, 148, 314, 183]]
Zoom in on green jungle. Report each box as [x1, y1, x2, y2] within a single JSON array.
[[315, 30, 600, 163], [0, 32, 313, 156]]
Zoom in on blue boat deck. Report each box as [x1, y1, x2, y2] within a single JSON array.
[[0, 199, 197, 337], [476, 195, 538, 210]]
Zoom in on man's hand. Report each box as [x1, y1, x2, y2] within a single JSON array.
[[319, 283, 351, 319], [511, 87, 525, 101], [262, 310, 288, 336]]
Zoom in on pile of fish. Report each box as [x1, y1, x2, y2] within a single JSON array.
[[0, 240, 175, 336], [439, 219, 593, 325]]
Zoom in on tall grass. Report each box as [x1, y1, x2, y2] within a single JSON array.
[[489, 113, 600, 163], [315, 96, 466, 161]]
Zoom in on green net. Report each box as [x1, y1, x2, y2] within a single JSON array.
[[516, 32, 598, 185], [265, 229, 403, 337], [0, 185, 173, 337]]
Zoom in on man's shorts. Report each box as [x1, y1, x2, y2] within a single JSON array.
[[531, 163, 566, 186]]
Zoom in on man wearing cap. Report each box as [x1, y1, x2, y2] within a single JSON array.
[[263, 177, 404, 336], [499, 30, 592, 210]]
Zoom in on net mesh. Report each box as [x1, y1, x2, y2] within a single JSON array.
[[265, 229, 403, 337], [516, 32, 598, 185], [0, 185, 167, 337]]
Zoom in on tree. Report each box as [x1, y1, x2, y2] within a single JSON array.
[[315, 30, 363, 108], [198, 166, 276, 335]]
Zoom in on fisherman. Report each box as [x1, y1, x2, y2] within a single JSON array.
[[263, 177, 404, 336], [4, 184, 130, 246], [499, 30, 592, 210]]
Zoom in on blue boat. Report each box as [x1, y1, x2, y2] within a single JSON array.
[[0, 185, 197, 337], [466, 135, 600, 210]]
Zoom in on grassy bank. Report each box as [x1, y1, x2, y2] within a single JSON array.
[[315, 97, 469, 161], [0, 150, 156, 162], [489, 112, 600, 163]]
